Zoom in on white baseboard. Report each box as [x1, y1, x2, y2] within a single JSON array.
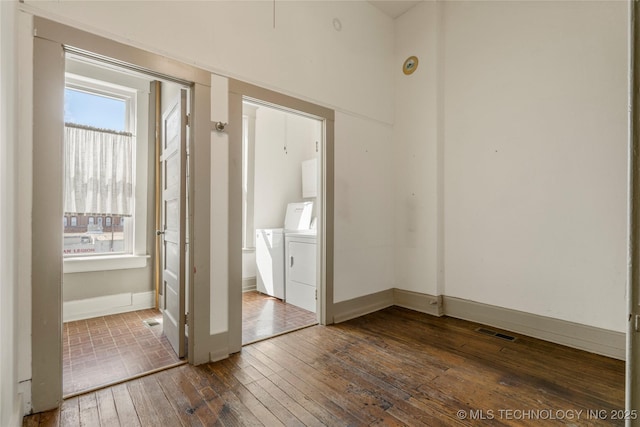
[[393, 289, 443, 317], [333, 289, 394, 323], [207, 332, 229, 364], [242, 277, 257, 293], [63, 291, 155, 322], [443, 296, 625, 360], [11, 392, 23, 427], [18, 380, 31, 419], [332, 289, 624, 360]]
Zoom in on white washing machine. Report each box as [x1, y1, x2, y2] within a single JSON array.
[[285, 230, 317, 313], [256, 202, 313, 299]]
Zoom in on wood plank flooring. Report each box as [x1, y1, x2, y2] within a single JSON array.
[[63, 309, 181, 396], [242, 291, 318, 344], [25, 306, 625, 426]]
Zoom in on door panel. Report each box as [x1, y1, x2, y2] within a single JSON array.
[[160, 89, 187, 358]]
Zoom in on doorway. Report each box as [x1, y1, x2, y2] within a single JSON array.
[[240, 100, 323, 345], [31, 17, 215, 412], [61, 54, 190, 396]]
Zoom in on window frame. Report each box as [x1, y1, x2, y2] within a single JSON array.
[[63, 60, 151, 272]]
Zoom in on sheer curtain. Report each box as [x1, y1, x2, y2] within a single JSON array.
[[63, 124, 133, 217]]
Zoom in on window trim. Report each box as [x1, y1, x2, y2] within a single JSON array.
[[63, 254, 150, 273], [62, 57, 151, 270]]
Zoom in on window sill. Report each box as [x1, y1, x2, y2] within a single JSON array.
[[63, 254, 150, 274]]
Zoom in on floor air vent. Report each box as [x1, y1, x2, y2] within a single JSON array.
[[475, 327, 516, 342], [143, 319, 160, 327]]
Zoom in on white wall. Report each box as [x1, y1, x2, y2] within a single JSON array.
[[0, 1, 23, 425], [18, 1, 397, 313], [443, 0, 628, 332], [393, 0, 628, 332], [23, 0, 394, 124], [334, 112, 395, 302], [253, 106, 319, 230], [393, 1, 440, 296]]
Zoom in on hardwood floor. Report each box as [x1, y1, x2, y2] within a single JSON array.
[[62, 292, 316, 396], [243, 291, 318, 344], [25, 306, 624, 426], [63, 309, 181, 396]]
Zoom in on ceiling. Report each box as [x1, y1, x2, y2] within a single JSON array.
[[368, 1, 422, 19]]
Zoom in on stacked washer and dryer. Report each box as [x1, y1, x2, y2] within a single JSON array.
[[255, 202, 317, 313]]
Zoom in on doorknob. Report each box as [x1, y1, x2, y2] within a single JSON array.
[[156, 230, 165, 236]]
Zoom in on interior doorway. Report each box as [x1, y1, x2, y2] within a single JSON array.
[[61, 54, 190, 396], [241, 100, 323, 345]]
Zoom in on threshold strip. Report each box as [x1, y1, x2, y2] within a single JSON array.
[[63, 360, 187, 400], [242, 322, 319, 347]]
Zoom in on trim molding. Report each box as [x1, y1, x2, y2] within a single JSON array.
[[332, 290, 624, 360], [333, 289, 394, 323], [242, 277, 256, 293], [9, 393, 23, 427], [207, 332, 230, 363], [63, 291, 155, 322], [443, 296, 625, 360], [394, 289, 443, 316]]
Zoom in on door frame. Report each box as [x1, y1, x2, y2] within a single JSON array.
[[628, 0, 639, 423], [31, 17, 212, 412], [227, 80, 335, 353]]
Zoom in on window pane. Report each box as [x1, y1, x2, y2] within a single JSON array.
[[65, 88, 127, 132], [63, 79, 135, 258], [63, 213, 127, 256]]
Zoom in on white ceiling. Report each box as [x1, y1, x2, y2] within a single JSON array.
[[368, 0, 422, 19]]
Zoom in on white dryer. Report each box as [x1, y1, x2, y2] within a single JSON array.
[[285, 230, 317, 313], [256, 202, 313, 299]]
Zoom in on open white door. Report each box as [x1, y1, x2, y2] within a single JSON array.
[[160, 89, 187, 358]]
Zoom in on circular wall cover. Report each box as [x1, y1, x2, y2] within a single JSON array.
[[403, 56, 419, 75]]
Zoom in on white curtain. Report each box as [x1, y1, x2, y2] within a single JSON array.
[[64, 124, 133, 216]]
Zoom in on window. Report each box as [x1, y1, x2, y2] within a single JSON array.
[[63, 217, 68, 227], [63, 71, 137, 258], [105, 217, 112, 227]]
